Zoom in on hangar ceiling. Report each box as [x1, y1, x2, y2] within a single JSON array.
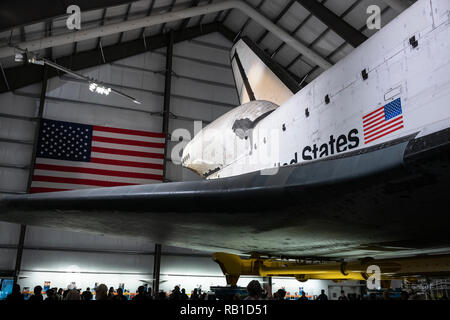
[[0, 0, 414, 93]]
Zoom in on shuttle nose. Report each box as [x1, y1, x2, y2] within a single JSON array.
[[181, 135, 220, 178]]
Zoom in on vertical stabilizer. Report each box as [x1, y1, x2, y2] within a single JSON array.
[[230, 37, 301, 106]]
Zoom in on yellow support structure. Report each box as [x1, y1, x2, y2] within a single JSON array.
[[212, 252, 450, 286]]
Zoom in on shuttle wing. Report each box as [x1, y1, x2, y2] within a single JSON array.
[[1, 133, 450, 259]]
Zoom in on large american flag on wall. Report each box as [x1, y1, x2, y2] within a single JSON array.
[[30, 119, 165, 193]]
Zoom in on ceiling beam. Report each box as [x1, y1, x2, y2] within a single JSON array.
[[117, 3, 133, 44], [159, 0, 177, 34], [139, 0, 156, 39], [299, 5, 392, 82], [270, 0, 329, 60], [295, 0, 367, 48], [0, 0, 136, 32], [0, 22, 223, 94], [219, 9, 233, 25], [382, 0, 415, 13], [285, 0, 364, 70], [96, 8, 108, 49], [198, 0, 214, 25], [45, 21, 53, 59], [179, 0, 201, 30], [236, 0, 266, 37], [0, 1, 332, 69], [256, 0, 296, 44], [1, 21, 301, 97]]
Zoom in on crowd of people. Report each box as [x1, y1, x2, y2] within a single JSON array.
[[4, 280, 424, 302], [5, 283, 220, 302], [4, 280, 280, 302]]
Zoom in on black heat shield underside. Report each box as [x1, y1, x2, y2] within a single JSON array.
[[1, 129, 450, 259]]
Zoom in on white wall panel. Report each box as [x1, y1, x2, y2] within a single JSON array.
[[169, 118, 197, 136], [0, 249, 16, 270], [172, 58, 235, 85], [0, 118, 35, 142], [111, 64, 166, 93], [15, 83, 42, 95], [115, 65, 146, 90], [0, 93, 38, 118], [172, 77, 237, 106], [0, 142, 32, 167], [46, 78, 82, 101], [171, 101, 228, 124], [172, 41, 230, 66], [0, 221, 20, 245], [193, 33, 231, 49], [21, 250, 154, 274], [159, 255, 228, 293], [119, 51, 166, 71], [43, 99, 162, 133], [0, 167, 29, 192], [25, 226, 155, 252], [161, 255, 221, 276]]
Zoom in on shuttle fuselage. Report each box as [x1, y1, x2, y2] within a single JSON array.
[[183, 0, 450, 180]]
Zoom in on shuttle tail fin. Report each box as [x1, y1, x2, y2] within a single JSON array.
[[230, 37, 301, 106]]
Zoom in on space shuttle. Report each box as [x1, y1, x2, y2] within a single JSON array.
[[1, 0, 450, 283], [182, 0, 450, 181]]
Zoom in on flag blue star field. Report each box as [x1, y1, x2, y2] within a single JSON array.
[[362, 98, 404, 144], [31, 119, 165, 193]]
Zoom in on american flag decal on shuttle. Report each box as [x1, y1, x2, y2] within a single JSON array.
[[363, 98, 404, 144]]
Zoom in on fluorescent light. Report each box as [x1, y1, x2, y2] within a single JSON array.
[[89, 82, 97, 92], [96, 86, 111, 95], [89, 82, 111, 96], [133, 100, 142, 105]]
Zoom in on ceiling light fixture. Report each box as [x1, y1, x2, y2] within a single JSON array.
[[13, 46, 142, 104], [89, 82, 112, 96]]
